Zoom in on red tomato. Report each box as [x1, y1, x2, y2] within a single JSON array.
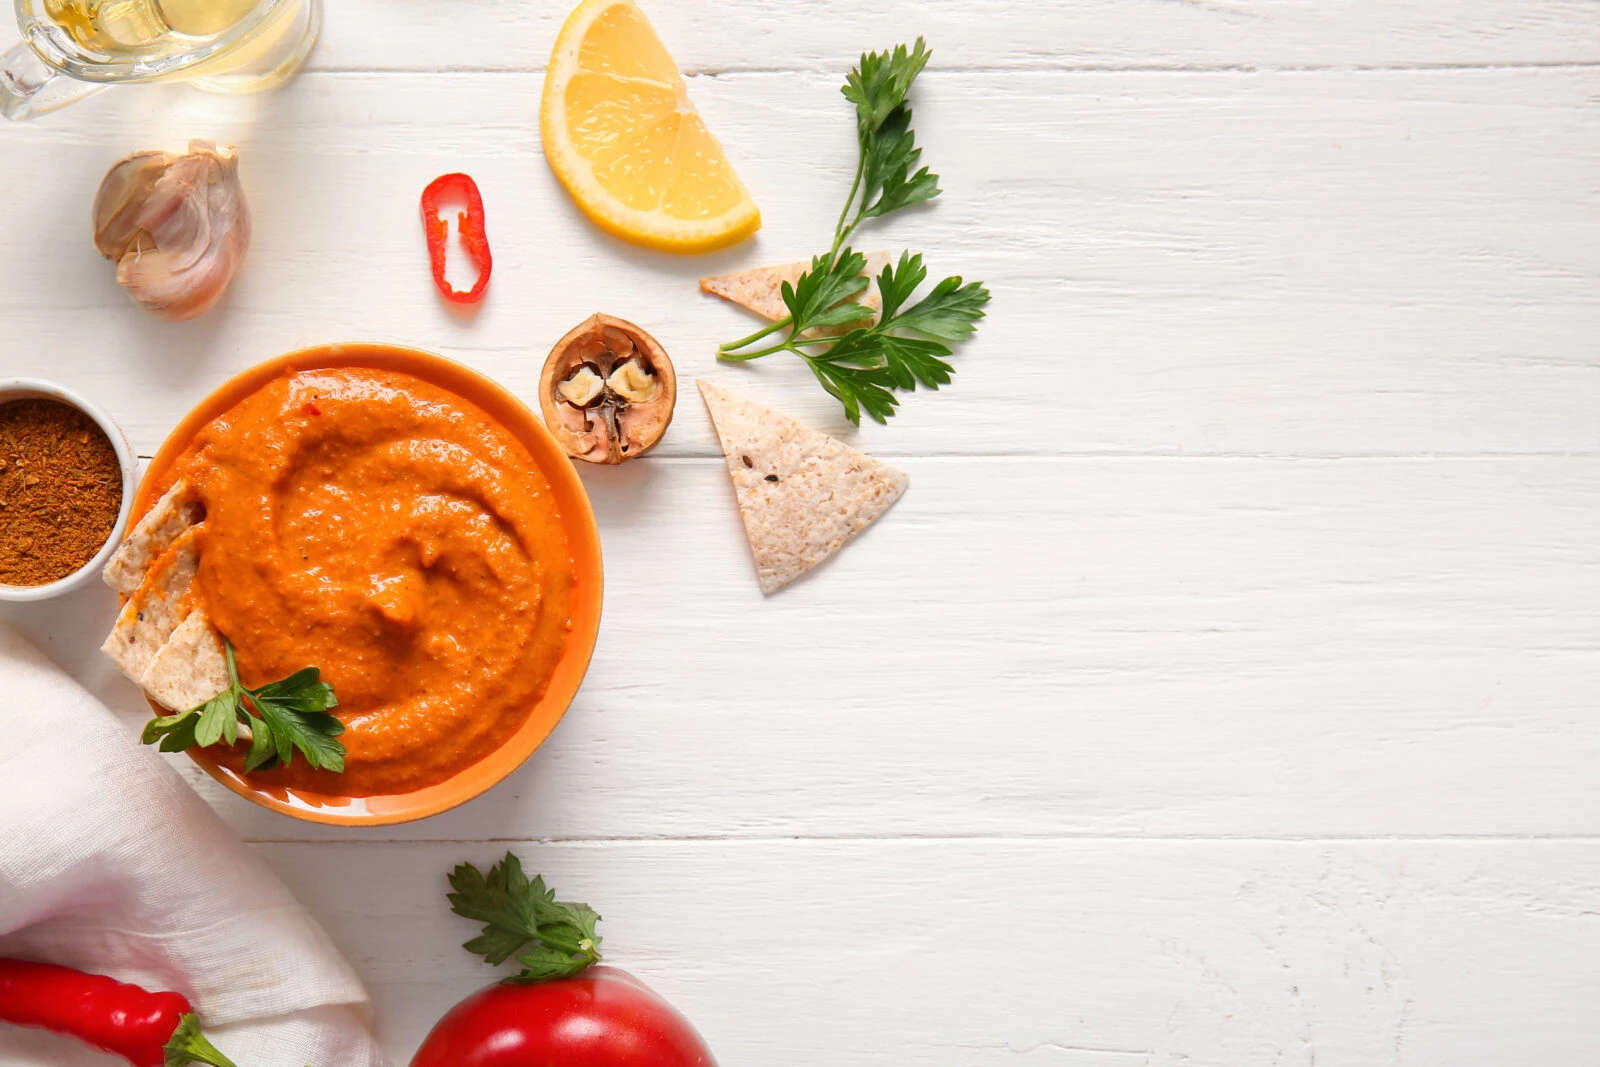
[[410, 966, 717, 1067]]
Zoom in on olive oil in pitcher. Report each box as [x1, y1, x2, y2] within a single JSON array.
[[43, 0, 261, 51], [4, 0, 319, 118]]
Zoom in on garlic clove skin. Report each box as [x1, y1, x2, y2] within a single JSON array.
[[94, 140, 251, 322], [93, 150, 173, 260]]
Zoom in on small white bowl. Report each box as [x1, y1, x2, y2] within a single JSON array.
[[0, 379, 137, 602]]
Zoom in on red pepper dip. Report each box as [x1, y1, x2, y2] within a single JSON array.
[[167, 368, 574, 796]]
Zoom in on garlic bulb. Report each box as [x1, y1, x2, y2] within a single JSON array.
[[92, 141, 250, 322]]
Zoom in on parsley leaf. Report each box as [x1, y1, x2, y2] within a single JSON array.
[[842, 37, 932, 142], [251, 666, 344, 771], [803, 353, 897, 426], [448, 852, 603, 983], [255, 696, 345, 773], [858, 101, 941, 223], [718, 39, 987, 422], [193, 687, 238, 749], [780, 250, 871, 332], [254, 667, 338, 713], [739, 249, 990, 425], [142, 710, 201, 753], [141, 640, 344, 774], [887, 272, 992, 344], [243, 712, 277, 773]]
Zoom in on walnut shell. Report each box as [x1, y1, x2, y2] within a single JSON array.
[[539, 314, 677, 464]]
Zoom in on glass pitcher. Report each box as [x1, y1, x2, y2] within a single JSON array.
[[1, 0, 320, 120]]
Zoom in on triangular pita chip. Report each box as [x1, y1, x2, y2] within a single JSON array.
[[699, 380, 908, 594], [103, 478, 201, 594], [141, 608, 230, 711], [101, 526, 201, 685], [700, 251, 893, 334]]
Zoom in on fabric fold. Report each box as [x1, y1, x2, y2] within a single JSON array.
[[0, 622, 385, 1066]]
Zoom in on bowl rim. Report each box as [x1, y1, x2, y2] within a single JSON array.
[[130, 343, 604, 825], [0, 378, 138, 603]]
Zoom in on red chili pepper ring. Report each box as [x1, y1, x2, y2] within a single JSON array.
[[420, 173, 493, 305]]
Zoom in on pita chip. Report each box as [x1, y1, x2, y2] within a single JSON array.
[[100, 526, 201, 685], [103, 479, 202, 594], [141, 609, 230, 711], [700, 251, 893, 333], [699, 380, 908, 594]]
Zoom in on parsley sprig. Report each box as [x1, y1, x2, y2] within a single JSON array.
[[718, 39, 990, 424], [142, 640, 345, 774], [448, 852, 603, 983]]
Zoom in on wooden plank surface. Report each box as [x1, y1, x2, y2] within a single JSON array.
[[12, 454, 1600, 842], [2, 0, 1598, 1064], [307, 0, 1600, 72], [3, 67, 1598, 457], [261, 838, 1600, 1065]]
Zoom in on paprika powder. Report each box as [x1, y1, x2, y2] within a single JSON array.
[[0, 398, 122, 586]]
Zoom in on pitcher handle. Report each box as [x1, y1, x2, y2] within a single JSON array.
[[1, 37, 103, 120]]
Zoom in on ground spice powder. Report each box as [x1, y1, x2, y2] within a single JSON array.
[[0, 399, 123, 586]]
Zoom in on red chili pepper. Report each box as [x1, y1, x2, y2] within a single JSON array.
[[0, 958, 238, 1067], [420, 172, 492, 305]]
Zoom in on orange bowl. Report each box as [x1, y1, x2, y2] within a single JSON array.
[[133, 343, 603, 825]]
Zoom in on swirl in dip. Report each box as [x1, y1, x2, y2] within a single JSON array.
[[169, 367, 575, 796]]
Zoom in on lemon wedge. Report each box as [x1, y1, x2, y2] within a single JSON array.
[[541, 0, 761, 254]]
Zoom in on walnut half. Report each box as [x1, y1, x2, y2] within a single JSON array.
[[539, 314, 677, 464]]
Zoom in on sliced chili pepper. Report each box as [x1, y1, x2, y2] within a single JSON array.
[[420, 172, 493, 305], [0, 958, 238, 1067]]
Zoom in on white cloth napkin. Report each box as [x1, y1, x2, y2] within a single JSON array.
[[0, 622, 388, 1067]]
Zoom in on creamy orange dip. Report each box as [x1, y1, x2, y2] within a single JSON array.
[[172, 368, 574, 796]]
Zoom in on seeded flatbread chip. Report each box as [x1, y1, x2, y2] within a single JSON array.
[[100, 526, 201, 685], [698, 380, 908, 594], [700, 252, 892, 332], [103, 479, 202, 594], [140, 609, 229, 712]]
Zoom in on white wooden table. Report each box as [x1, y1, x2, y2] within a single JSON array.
[[4, 2, 1600, 1062]]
